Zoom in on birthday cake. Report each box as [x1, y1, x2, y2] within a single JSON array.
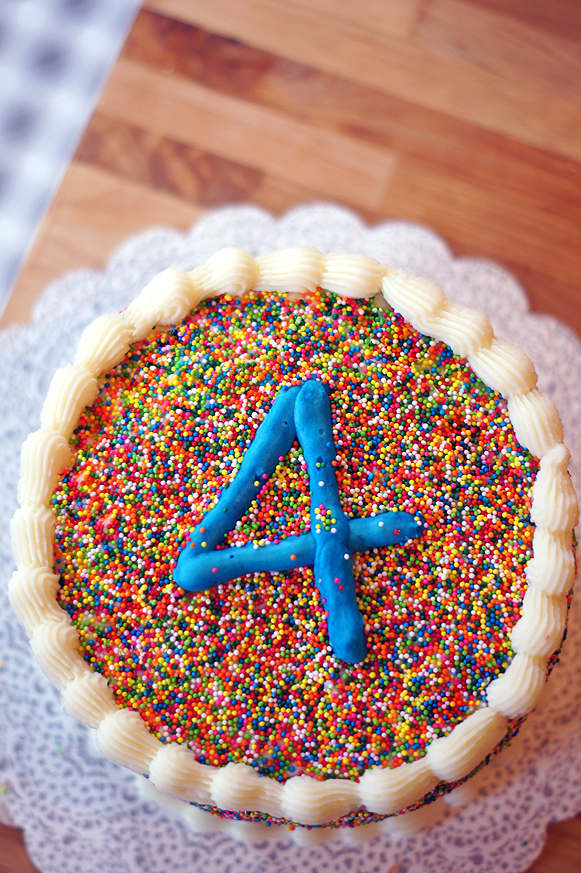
[[10, 248, 577, 831]]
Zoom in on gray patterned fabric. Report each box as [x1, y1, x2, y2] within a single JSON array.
[[0, 0, 140, 313]]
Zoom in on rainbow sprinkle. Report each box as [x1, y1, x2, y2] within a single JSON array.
[[53, 291, 537, 791]]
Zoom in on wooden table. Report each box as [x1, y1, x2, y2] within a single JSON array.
[[1, 2, 580, 870]]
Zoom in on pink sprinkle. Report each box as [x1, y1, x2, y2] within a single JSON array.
[[212, 567, 218, 573]]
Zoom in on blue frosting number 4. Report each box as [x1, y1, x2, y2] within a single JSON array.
[[174, 380, 425, 663]]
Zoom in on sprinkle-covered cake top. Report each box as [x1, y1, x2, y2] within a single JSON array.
[[54, 290, 537, 783]]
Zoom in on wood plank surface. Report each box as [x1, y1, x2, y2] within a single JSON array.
[[145, 0, 581, 160], [98, 57, 397, 207], [2, 2, 580, 871], [9, 162, 203, 325]]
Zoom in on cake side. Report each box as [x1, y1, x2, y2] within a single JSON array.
[[9, 248, 577, 827]]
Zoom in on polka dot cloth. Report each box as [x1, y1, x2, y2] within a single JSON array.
[[54, 291, 537, 788]]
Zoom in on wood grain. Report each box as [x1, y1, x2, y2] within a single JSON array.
[[97, 58, 397, 208], [2, 162, 203, 326], [97, 8, 581, 327], [416, 0, 581, 101], [0, 825, 39, 873], [465, 0, 581, 41], [146, 0, 581, 160], [76, 113, 324, 216], [3, 1, 581, 870]]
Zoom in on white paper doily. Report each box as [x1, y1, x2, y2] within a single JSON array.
[[1, 203, 580, 873]]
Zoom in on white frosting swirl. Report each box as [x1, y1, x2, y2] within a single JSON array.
[[11, 505, 55, 568], [525, 527, 575, 596], [468, 338, 537, 397], [254, 248, 325, 293], [61, 671, 117, 728], [380, 269, 445, 330], [486, 653, 546, 717], [280, 773, 360, 826], [95, 710, 160, 774], [358, 757, 438, 815], [123, 268, 196, 341], [8, 567, 61, 635], [211, 762, 284, 818], [424, 708, 508, 783], [149, 743, 215, 805], [193, 247, 258, 297], [17, 429, 71, 507], [74, 313, 132, 374], [507, 389, 564, 458], [320, 253, 382, 298], [40, 364, 99, 439], [510, 587, 567, 658], [421, 301, 493, 358], [30, 618, 90, 689], [531, 444, 578, 531]]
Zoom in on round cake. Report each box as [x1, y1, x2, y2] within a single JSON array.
[[10, 248, 577, 832]]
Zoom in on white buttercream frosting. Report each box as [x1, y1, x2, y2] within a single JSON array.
[[486, 652, 546, 717], [320, 253, 382, 298], [525, 527, 575, 596], [192, 247, 258, 298], [372, 291, 391, 311], [358, 757, 438, 815], [424, 708, 508, 783], [508, 389, 564, 458], [74, 313, 132, 374], [18, 429, 71, 507], [123, 268, 196, 341], [380, 269, 445, 330], [11, 248, 576, 828], [510, 587, 567, 658], [421, 301, 493, 358], [468, 338, 537, 398], [95, 709, 160, 774], [40, 364, 99, 440], [254, 248, 325, 294], [280, 773, 360, 826], [61, 670, 117, 728], [149, 743, 215, 805], [211, 762, 284, 819], [8, 567, 61, 635], [10, 505, 55, 568], [531, 444, 578, 531], [30, 618, 91, 689]]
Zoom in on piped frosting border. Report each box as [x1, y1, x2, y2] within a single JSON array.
[[9, 247, 578, 827]]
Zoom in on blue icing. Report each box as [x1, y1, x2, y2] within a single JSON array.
[[294, 380, 364, 663], [174, 380, 425, 663], [181, 383, 302, 555], [175, 514, 423, 591]]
